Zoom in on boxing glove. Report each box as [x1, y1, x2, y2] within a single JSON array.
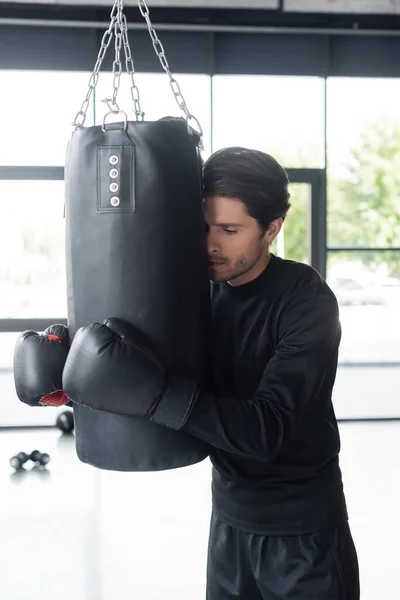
[[63, 317, 199, 429], [14, 324, 71, 407]]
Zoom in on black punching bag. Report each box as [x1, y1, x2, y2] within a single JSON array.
[[64, 117, 211, 471]]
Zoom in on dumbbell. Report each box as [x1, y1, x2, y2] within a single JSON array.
[[30, 450, 51, 467], [9, 451, 29, 470], [56, 410, 74, 434], [10, 450, 51, 470]]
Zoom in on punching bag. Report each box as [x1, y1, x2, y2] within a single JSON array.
[[64, 117, 211, 471]]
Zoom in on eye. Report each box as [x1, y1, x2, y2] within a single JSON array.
[[224, 229, 237, 235]]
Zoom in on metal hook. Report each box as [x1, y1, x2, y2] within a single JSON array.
[[102, 97, 121, 113], [101, 98, 128, 132], [186, 114, 204, 149]]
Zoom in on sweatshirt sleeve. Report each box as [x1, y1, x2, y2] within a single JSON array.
[[177, 280, 341, 462]]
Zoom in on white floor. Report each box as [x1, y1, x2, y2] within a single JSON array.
[[0, 421, 399, 600]]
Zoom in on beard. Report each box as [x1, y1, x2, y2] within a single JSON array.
[[209, 238, 265, 284]]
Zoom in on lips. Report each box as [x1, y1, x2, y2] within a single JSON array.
[[208, 260, 225, 267]]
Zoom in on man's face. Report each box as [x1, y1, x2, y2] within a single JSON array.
[[204, 195, 269, 285]]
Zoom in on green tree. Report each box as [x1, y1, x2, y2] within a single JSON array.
[[328, 117, 400, 276], [270, 144, 317, 264], [275, 117, 400, 274], [275, 183, 310, 264]]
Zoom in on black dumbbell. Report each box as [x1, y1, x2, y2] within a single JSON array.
[[30, 450, 51, 467], [10, 451, 29, 470], [56, 410, 74, 434]]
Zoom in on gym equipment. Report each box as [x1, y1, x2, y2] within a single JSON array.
[[56, 410, 74, 434], [10, 452, 29, 470], [10, 450, 51, 470], [30, 450, 51, 467], [63, 317, 200, 423], [13, 324, 70, 407], [65, 0, 211, 471]]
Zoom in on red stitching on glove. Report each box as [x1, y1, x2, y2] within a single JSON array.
[[40, 391, 70, 407], [46, 334, 68, 345], [149, 376, 168, 417]]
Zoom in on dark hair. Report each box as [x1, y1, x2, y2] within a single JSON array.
[[203, 147, 291, 231]]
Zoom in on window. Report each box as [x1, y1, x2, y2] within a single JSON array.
[[327, 250, 400, 364], [0, 70, 94, 427], [0, 180, 67, 320], [327, 77, 400, 419], [212, 75, 325, 168], [327, 77, 400, 249], [0, 70, 94, 166], [326, 77, 400, 362], [273, 182, 311, 264]]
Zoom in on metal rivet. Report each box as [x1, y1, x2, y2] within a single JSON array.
[[109, 182, 119, 193], [110, 196, 120, 207], [109, 155, 119, 165], [109, 168, 119, 179]]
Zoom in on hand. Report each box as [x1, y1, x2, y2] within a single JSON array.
[[14, 325, 71, 407], [62, 318, 199, 428]]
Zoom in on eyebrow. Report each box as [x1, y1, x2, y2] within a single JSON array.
[[213, 222, 244, 228]]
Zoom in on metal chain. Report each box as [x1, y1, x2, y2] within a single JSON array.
[[110, 0, 123, 110], [72, 0, 201, 134], [137, 0, 203, 137], [120, 13, 144, 120], [72, 0, 119, 128]]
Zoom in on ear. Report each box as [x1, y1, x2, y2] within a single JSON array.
[[264, 218, 284, 244]]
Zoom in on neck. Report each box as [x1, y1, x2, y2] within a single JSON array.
[[228, 250, 272, 287]]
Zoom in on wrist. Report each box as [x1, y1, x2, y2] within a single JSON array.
[[150, 374, 200, 430]]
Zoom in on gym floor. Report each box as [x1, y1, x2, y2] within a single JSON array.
[[0, 421, 398, 600]]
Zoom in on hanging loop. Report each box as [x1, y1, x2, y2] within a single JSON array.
[[102, 111, 128, 132], [186, 115, 204, 139], [101, 98, 128, 132]]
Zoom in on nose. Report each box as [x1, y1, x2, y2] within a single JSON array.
[[207, 228, 219, 255]]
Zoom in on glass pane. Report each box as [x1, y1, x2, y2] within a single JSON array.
[[327, 77, 400, 248], [0, 180, 67, 319], [0, 332, 20, 369], [94, 72, 212, 158], [0, 71, 94, 166], [212, 75, 325, 168], [272, 182, 311, 264], [327, 250, 400, 363]]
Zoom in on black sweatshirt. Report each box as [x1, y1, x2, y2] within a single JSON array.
[[181, 254, 348, 535]]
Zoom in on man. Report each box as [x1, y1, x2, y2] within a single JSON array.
[[61, 146, 359, 598], [194, 147, 360, 598]]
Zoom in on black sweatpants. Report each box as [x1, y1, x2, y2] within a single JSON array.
[[206, 512, 360, 600]]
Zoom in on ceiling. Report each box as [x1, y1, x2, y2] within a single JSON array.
[[285, 0, 400, 14], [1, 0, 399, 13]]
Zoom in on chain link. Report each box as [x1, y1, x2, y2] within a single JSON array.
[[110, 0, 123, 110], [72, 0, 119, 128], [137, 0, 203, 137], [72, 0, 202, 137], [121, 13, 144, 120]]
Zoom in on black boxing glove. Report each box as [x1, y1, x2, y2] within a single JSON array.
[[62, 317, 199, 429], [14, 324, 71, 407]]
